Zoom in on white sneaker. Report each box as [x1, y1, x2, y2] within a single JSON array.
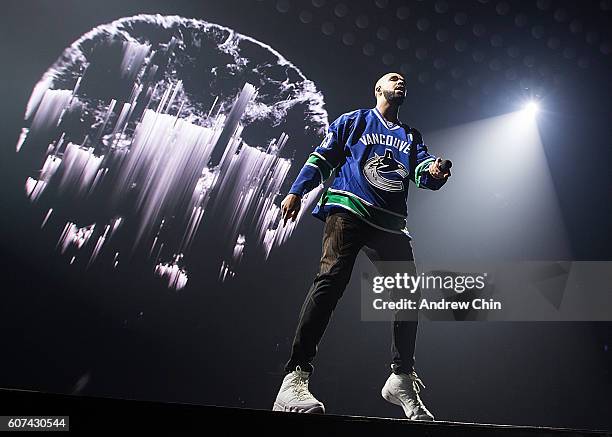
[[272, 366, 325, 413], [381, 371, 435, 421]]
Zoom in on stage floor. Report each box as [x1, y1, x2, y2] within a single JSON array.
[[0, 387, 608, 436]]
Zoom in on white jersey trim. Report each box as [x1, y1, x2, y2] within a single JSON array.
[[372, 107, 402, 131], [324, 203, 407, 234], [327, 188, 407, 218]]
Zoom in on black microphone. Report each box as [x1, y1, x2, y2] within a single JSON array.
[[439, 159, 452, 173]]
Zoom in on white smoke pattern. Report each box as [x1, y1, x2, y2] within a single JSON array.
[[25, 177, 47, 201], [41, 208, 54, 228], [58, 222, 96, 254], [17, 15, 328, 290], [26, 14, 328, 134]]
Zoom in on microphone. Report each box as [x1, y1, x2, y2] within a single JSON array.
[[439, 159, 452, 173], [418, 158, 451, 179]]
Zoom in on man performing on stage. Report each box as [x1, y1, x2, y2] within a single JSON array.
[[272, 72, 451, 420]]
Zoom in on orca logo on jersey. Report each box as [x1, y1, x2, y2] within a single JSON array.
[[363, 149, 409, 192]]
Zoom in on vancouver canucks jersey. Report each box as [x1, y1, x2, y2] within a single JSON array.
[[288, 107, 447, 237]]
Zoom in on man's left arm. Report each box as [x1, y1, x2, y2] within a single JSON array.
[[412, 141, 451, 190]]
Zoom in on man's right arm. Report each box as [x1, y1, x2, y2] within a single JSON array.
[[288, 117, 348, 198], [281, 116, 349, 225]]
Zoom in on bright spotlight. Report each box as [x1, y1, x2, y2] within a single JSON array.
[[523, 101, 539, 117]]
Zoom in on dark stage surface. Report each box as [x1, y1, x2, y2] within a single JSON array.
[[1, 388, 610, 436]]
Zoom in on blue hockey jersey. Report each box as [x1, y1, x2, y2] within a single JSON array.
[[288, 107, 447, 237]]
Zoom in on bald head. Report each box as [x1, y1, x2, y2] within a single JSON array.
[[374, 72, 406, 105]]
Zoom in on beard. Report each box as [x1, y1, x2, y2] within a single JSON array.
[[382, 89, 405, 105]]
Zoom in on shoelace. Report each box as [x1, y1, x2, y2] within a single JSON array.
[[407, 372, 429, 413], [291, 374, 312, 401], [408, 371, 426, 394]]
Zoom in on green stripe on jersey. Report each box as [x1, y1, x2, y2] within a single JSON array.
[[414, 157, 435, 188], [306, 154, 333, 181], [318, 190, 407, 231]]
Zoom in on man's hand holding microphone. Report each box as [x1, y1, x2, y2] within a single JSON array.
[[428, 157, 452, 179]]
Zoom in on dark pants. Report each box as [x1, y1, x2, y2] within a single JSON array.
[[284, 211, 419, 375]]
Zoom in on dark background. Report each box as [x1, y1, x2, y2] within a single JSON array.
[[0, 0, 611, 430]]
